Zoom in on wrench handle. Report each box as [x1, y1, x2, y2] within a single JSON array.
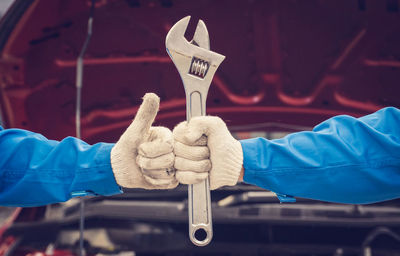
[[187, 91, 213, 246]]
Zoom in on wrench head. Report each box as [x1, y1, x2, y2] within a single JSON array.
[[165, 16, 225, 100], [166, 16, 210, 50]]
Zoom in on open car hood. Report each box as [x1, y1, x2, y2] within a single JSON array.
[[1, 0, 399, 143]]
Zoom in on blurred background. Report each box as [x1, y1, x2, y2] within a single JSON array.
[[0, 0, 400, 255], [0, 0, 13, 17], [0, 0, 20, 229]]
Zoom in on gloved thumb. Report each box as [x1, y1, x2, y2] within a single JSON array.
[[120, 93, 160, 147], [132, 93, 159, 131]]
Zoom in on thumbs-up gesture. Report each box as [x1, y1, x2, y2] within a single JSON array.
[[111, 93, 178, 189]]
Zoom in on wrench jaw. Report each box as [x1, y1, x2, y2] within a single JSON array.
[[165, 16, 209, 50], [165, 16, 191, 48], [191, 19, 210, 49]]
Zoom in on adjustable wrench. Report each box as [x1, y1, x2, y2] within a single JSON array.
[[165, 16, 225, 246]]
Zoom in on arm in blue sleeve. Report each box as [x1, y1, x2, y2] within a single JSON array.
[[240, 107, 400, 204], [0, 127, 122, 207]]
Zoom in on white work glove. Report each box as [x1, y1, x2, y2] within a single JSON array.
[[111, 93, 178, 189], [173, 116, 243, 190]]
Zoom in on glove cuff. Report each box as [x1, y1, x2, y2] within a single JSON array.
[[111, 144, 142, 188], [211, 139, 243, 189]]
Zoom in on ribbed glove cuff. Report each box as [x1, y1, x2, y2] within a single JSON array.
[[210, 140, 243, 190], [111, 145, 142, 188]]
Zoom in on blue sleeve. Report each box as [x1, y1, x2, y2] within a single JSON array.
[[0, 127, 122, 207], [240, 107, 400, 204]]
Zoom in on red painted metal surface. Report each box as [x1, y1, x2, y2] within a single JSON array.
[[0, 208, 21, 239], [2, 248, 80, 256], [0, 0, 399, 145], [0, 236, 17, 256], [0, 208, 21, 256], [28, 250, 77, 256]]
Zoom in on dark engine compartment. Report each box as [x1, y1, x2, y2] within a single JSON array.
[[4, 188, 400, 256]]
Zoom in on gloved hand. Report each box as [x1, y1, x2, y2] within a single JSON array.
[[173, 116, 243, 190], [111, 93, 178, 189]]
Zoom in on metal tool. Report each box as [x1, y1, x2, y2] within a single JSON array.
[[165, 16, 225, 246]]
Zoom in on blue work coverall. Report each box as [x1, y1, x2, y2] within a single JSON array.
[[0, 129, 121, 207], [241, 107, 400, 204], [1, 107, 399, 207]]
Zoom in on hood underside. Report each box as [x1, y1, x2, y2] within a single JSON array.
[[0, 0, 399, 143]]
